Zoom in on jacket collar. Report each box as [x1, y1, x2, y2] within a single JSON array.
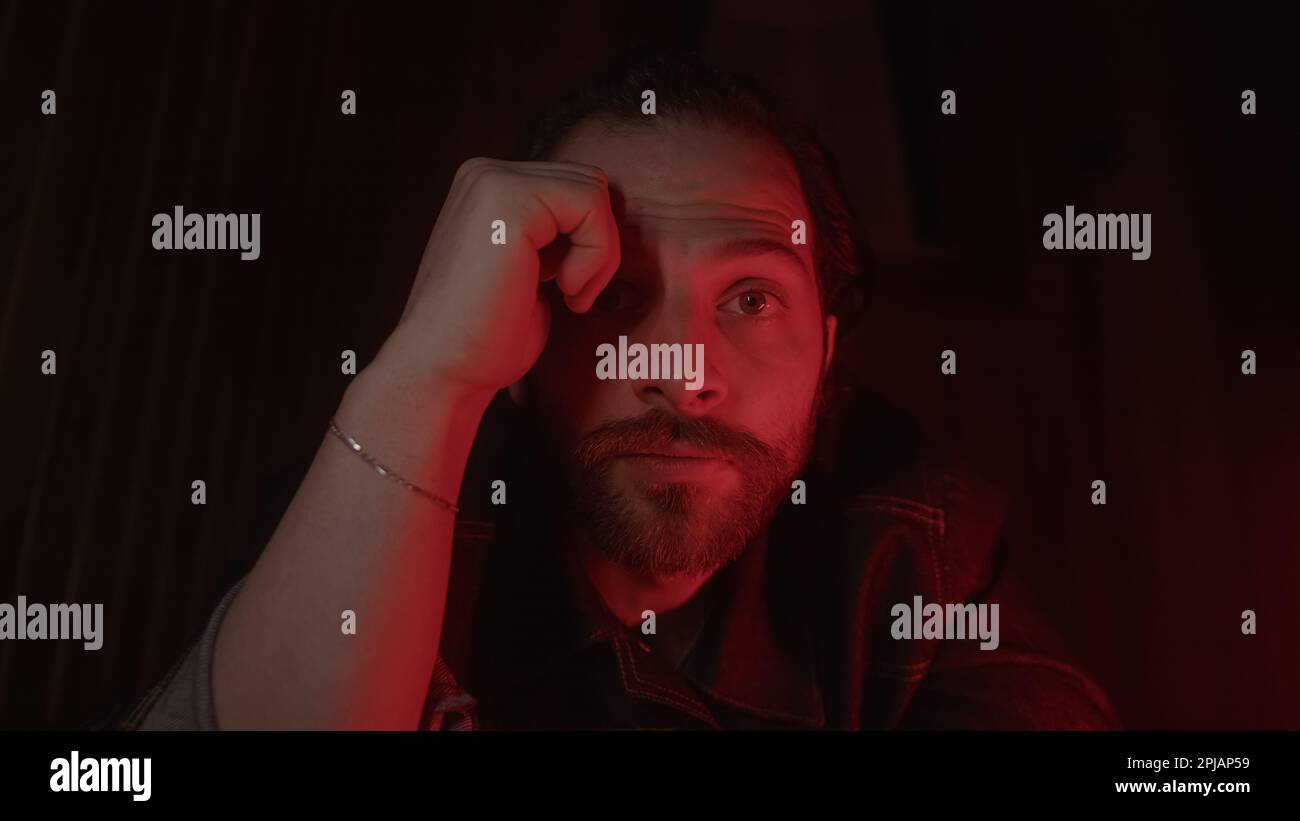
[[675, 529, 826, 728], [460, 513, 825, 729]]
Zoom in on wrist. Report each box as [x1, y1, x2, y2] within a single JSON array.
[[336, 356, 493, 495], [357, 345, 497, 420]]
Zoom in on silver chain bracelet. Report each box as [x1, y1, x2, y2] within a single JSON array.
[[326, 417, 460, 514]]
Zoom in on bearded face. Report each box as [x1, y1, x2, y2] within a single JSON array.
[[523, 115, 835, 579]]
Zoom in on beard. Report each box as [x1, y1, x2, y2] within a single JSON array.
[[555, 406, 816, 577]]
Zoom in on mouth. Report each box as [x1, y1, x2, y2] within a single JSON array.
[[612, 449, 735, 483], [619, 447, 727, 461]]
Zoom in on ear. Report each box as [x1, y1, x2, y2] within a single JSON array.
[[822, 314, 838, 374]]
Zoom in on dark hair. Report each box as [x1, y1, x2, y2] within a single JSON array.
[[515, 53, 874, 344]]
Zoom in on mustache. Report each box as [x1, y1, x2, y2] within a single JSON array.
[[573, 408, 779, 469]]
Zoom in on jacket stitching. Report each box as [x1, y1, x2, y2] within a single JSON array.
[[615, 641, 712, 718], [924, 472, 946, 602], [612, 639, 720, 727], [849, 496, 945, 530], [616, 644, 717, 724], [691, 680, 825, 726]]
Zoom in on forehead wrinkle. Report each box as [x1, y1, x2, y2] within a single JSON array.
[[615, 212, 789, 262], [560, 118, 812, 239], [620, 196, 797, 225], [615, 201, 815, 276], [643, 126, 670, 199], [615, 226, 815, 297]]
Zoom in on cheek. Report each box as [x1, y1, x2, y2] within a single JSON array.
[[734, 363, 820, 437], [725, 313, 825, 393]]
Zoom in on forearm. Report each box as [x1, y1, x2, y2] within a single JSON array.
[[212, 356, 491, 729]]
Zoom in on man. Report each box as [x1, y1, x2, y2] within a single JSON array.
[[122, 55, 1116, 730]]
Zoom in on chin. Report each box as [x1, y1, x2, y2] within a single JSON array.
[[617, 500, 751, 576], [633, 480, 713, 514], [576, 470, 772, 576]]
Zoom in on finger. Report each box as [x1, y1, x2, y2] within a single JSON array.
[[562, 238, 621, 314], [516, 159, 610, 185], [521, 177, 620, 305], [448, 159, 602, 218], [555, 191, 620, 312], [514, 166, 604, 188], [463, 158, 608, 187], [558, 247, 614, 313], [536, 239, 569, 283]]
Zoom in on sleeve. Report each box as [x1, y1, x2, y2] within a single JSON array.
[[895, 466, 1121, 730], [421, 657, 479, 731], [119, 577, 478, 731], [899, 648, 1120, 730], [897, 539, 1121, 730], [120, 578, 244, 730]]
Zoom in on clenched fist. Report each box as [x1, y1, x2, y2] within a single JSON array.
[[373, 158, 621, 399]]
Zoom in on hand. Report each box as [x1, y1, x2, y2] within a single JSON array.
[[372, 158, 621, 401]]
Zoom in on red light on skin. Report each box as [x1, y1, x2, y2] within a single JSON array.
[[613, 452, 736, 484]]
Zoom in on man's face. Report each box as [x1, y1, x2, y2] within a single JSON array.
[[527, 116, 835, 578]]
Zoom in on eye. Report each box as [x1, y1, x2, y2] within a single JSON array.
[[593, 280, 643, 313], [719, 289, 781, 317]]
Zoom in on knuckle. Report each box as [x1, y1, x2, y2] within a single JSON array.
[[465, 165, 514, 200], [556, 160, 608, 186], [567, 160, 605, 176], [454, 156, 494, 182]]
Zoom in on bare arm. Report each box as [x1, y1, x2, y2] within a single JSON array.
[[208, 158, 620, 729], [211, 361, 490, 729]]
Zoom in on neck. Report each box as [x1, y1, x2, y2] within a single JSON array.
[[572, 539, 713, 627]]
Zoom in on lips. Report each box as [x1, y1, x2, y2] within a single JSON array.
[[612, 449, 735, 483], [618, 447, 728, 461]]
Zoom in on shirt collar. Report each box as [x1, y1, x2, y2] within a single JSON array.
[[674, 530, 826, 728]]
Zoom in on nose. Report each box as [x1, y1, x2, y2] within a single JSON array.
[[635, 376, 725, 416], [631, 302, 727, 416]]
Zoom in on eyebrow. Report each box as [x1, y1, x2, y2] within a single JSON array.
[[701, 236, 811, 276]]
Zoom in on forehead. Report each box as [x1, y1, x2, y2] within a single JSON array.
[[549, 116, 813, 264]]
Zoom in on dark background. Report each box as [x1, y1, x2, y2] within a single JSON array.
[[1, 0, 1296, 729]]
